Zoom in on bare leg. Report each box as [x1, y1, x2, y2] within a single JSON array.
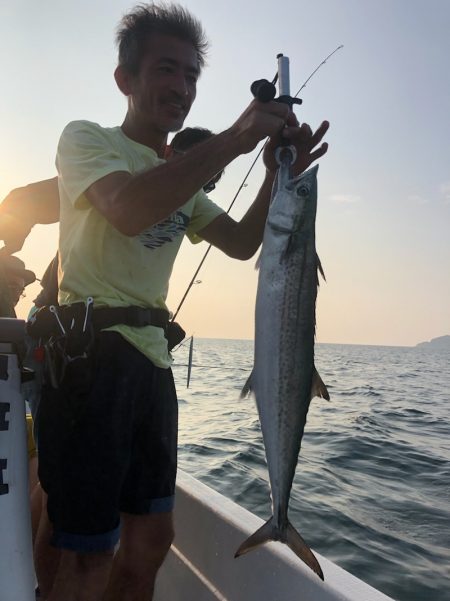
[[29, 455, 41, 546], [33, 492, 61, 599], [29, 456, 39, 492], [102, 512, 174, 601], [47, 549, 114, 601]]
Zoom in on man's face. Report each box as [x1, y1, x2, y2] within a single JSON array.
[[128, 34, 200, 134]]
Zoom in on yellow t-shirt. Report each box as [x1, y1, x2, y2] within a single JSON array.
[[56, 120, 224, 368]]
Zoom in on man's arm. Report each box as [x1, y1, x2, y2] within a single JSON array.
[[84, 100, 291, 237], [0, 177, 59, 252], [197, 120, 330, 260], [197, 171, 275, 260]]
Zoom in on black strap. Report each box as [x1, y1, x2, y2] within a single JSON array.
[[92, 306, 169, 331], [27, 304, 170, 340]]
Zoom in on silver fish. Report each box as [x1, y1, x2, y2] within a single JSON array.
[[236, 164, 329, 580]]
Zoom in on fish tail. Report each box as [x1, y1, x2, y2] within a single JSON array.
[[235, 517, 324, 581], [234, 517, 275, 557], [286, 521, 324, 580]]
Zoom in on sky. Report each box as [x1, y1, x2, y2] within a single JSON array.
[[0, 0, 449, 346]]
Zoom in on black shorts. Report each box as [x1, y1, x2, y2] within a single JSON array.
[[36, 331, 178, 553]]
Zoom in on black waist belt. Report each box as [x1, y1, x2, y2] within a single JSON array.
[[26, 303, 170, 341], [92, 306, 169, 331]]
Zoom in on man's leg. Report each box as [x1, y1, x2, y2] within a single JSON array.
[[35, 334, 126, 601], [101, 337, 178, 601], [38, 332, 177, 601], [33, 492, 60, 599], [29, 456, 40, 544], [47, 549, 114, 601], [103, 512, 174, 601]]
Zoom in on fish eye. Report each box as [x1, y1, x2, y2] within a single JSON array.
[[297, 185, 310, 197]]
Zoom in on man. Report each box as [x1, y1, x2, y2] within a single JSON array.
[[31, 4, 329, 600], [0, 179, 59, 254], [0, 127, 222, 309], [0, 128, 222, 255], [167, 126, 224, 193], [0, 253, 36, 315], [14, 127, 225, 599]]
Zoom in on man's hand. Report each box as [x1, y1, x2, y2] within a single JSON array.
[[263, 119, 330, 174], [0, 211, 32, 253], [230, 99, 329, 173], [229, 99, 291, 155], [0, 177, 60, 251]]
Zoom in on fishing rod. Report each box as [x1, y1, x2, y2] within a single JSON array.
[[170, 150, 260, 322], [171, 44, 343, 323], [294, 44, 343, 97]]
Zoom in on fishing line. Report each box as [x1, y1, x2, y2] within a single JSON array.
[[173, 363, 251, 371], [171, 44, 344, 323]]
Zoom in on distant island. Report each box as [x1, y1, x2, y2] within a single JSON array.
[[416, 335, 450, 349]]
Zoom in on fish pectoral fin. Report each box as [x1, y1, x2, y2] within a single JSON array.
[[311, 368, 330, 401], [235, 517, 275, 557], [286, 522, 324, 581], [240, 370, 253, 399]]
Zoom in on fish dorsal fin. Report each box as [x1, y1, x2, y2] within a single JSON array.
[[317, 254, 326, 282], [311, 368, 330, 401]]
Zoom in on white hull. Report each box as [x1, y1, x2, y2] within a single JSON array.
[[155, 470, 394, 601], [0, 317, 394, 601]]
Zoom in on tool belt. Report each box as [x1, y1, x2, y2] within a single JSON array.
[[27, 300, 185, 390], [28, 303, 171, 338]]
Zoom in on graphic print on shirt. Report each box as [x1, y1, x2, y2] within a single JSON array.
[[138, 210, 190, 249]]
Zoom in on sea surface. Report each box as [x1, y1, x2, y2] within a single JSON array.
[[171, 338, 450, 601]]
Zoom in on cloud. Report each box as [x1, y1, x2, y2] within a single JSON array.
[[329, 194, 361, 204], [440, 182, 450, 205], [407, 184, 450, 206], [407, 194, 429, 205]]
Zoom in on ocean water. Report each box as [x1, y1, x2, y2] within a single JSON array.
[[172, 338, 450, 601]]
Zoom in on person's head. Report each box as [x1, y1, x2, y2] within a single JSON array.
[[169, 127, 214, 154], [114, 4, 208, 135], [167, 127, 224, 193], [0, 254, 36, 306]]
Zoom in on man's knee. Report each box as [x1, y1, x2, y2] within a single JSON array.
[[75, 550, 114, 573], [59, 549, 114, 576], [120, 512, 174, 568]]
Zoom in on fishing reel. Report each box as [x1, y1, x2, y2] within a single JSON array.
[[251, 54, 302, 168], [251, 74, 301, 165], [250, 78, 303, 110], [251, 54, 302, 109]]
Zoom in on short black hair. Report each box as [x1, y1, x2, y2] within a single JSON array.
[[116, 3, 208, 75], [170, 127, 224, 191], [170, 127, 214, 152]]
